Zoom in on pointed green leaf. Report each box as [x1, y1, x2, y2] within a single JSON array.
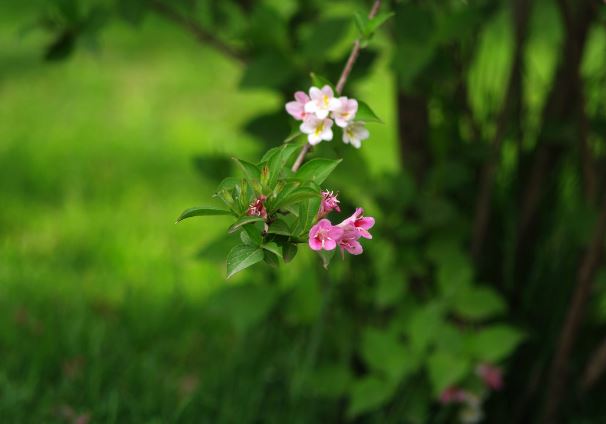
[[267, 143, 300, 188], [176, 206, 233, 222], [293, 197, 322, 236], [227, 215, 264, 234], [263, 250, 280, 267], [267, 219, 291, 236], [367, 12, 395, 36], [355, 100, 382, 123], [318, 249, 336, 269], [294, 158, 342, 185], [226, 245, 264, 279], [262, 242, 282, 258], [283, 243, 298, 263], [348, 375, 397, 418], [354, 12, 368, 38], [232, 157, 261, 182], [273, 186, 321, 210], [427, 351, 471, 395]]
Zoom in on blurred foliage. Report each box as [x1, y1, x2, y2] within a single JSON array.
[[3, 0, 606, 423]]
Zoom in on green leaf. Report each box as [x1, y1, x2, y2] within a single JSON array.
[[361, 328, 415, 382], [226, 245, 264, 279], [267, 219, 291, 236], [262, 242, 282, 258], [243, 222, 264, 245], [216, 176, 241, 192], [427, 351, 471, 395], [318, 249, 336, 269], [407, 302, 445, 354], [232, 157, 261, 182], [283, 243, 298, 263], [310, 73, 335, 90], [273, 187, 321, 210], [263, 250, 280, 267], [293, 197, 322, 236], [305, 365, 352, 398], [366, 12, 395, 36], [348, 375, 397, 418], [353, 13, 368, 38], [467, 325, 524, 362], [267, 143, 300, 188], [451, 286, 507, 320], [176, 206, 233, 222], [295, 158, 342, 185], [355, 100, 382, 123], [227, 215, 264, 234]]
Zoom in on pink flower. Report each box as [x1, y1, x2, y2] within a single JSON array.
[[305, 85, 341, 119], [337, 225, 363, 255], [285, 91, 310, 121], [338, 208, 375, 239], [300, 115, 334, 145], [332, 96, 358, 127], [319, 190, 341, 217], [308, 219, 344, 251], [440, 387, 468, 405], [476, 363, 503, 391], [247, 195, 267, 219]]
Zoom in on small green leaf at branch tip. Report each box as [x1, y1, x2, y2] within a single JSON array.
[[176, 206, 233, 223], [356, 100, 382, 123], [226, 244, 264, 279], [227, 215, 264, 234]]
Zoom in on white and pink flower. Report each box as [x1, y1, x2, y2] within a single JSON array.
[[342, 121, 369, 149], [304, 85, 341, 119], [285, 91, 310, 121], [300, 115, 334, 145], [332, 96, 358, 128]]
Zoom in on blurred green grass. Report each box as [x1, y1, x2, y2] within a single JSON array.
[[0, 3, 397, 421]]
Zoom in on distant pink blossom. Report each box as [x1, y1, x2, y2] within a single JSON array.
[[308, 219, 344, 251], [305, 85, 341, 119], [338, 207, 375, 239], [476, 363, 503, 391], [319, 190, 341, 217], [247, 195, 267, 219], [332, 96, 358, 127], [300, 115, 334, 145], [285, 91, 310, 121], [440, 387, 468, 405]]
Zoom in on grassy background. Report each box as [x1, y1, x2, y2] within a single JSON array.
[[0, 3, 397, 421]]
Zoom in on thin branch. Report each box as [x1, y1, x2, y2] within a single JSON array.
[[582, 336, 606, 391], [149, 1, 246, 63], [542, 192, 606, 423], [292, 0, 382, 172], [470, 0, 532, 261]]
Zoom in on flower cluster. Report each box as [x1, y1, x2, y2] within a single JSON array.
[[439, 363, 503, 424], [308, 192, 375, 256], [286, 85, 369, 148]]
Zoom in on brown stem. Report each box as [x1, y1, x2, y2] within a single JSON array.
[[582, 337, 606, 391], [470, 0, 532, 261], [149, 1, 246, 63], [542, 194, 606, 423], [292, 0, 382, 172]]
